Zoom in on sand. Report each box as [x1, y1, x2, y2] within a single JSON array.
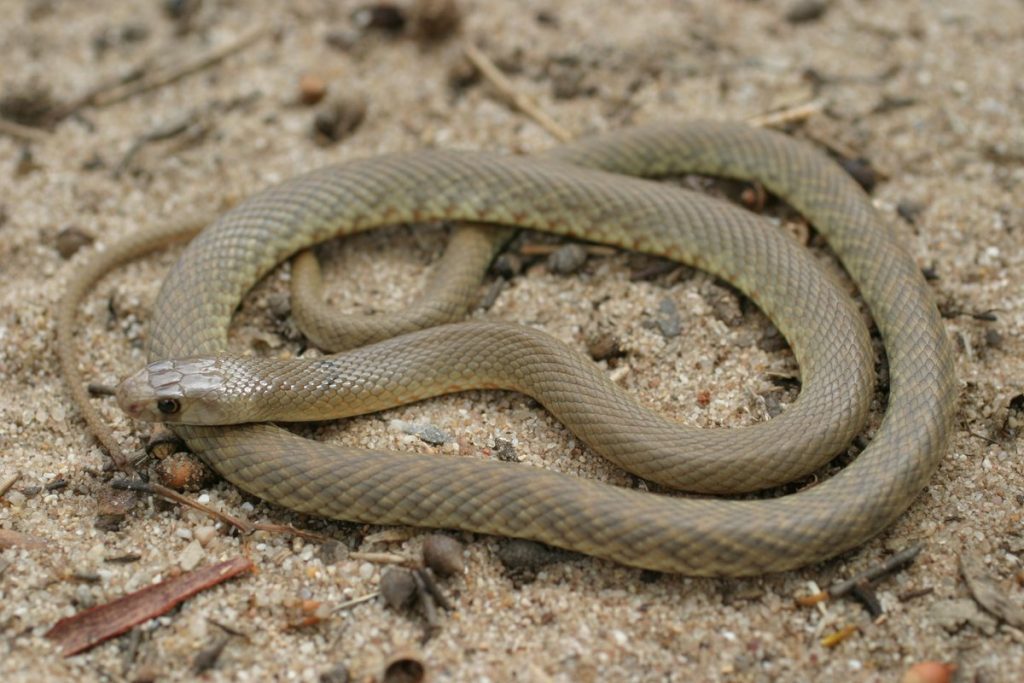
[[1, 0, 1022, 681]]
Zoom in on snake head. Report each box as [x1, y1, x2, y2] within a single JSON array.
[[116, 358, 234, 424]]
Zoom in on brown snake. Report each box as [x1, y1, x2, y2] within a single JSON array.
[[61, 121, 956, 576]]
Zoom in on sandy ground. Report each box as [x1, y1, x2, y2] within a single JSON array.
[[1, 0, 1022, 681]]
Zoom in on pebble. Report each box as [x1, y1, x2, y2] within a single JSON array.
[[73, 583, 96, 607], [54, 226, 94, 259], [358, 562, 375, 580], [785, 0, 830, 23], [654, 298, 682, 338], [94, 487, 138, 531], [389, 419, 452, 445], [422, 534, 464, 577], [320, 662, 351, 683], [897, 200, 925, 225], [410, 0, 462, 41], [380, 567, 417, 610], [298, 73, 328, 105], [178, 539, 205, 571], [351, 4, 406, 33], [194, 525, 217, 547], [984, 329, 1002, 349], [546, 243, 588, 274], [313, 94, 368, 144], [497, 539, 564, 571], [491, 437, 519, 463], [325, 28, 361, 52]]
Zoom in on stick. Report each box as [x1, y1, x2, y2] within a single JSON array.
[[46, 557, 253, 656], [92, 25, 268, 109], [462, 43, 573, 143], [829, 544, 923, 597], [0, 118, 51, 144], [348, 551, 409, 565], [112, 479, 331, 542], [747, 99, 825, 128], [334, 592, 380, 612]]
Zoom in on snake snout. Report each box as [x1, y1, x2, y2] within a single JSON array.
[[115, 369, 161, 421]]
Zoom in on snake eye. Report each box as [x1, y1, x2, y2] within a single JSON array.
[[157, 398, 181, 415]]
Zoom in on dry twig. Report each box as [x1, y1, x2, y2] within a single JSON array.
[[112, 479, 331, 542], [462, 43, 572, 143], [829, 545, 923, 598], [0, 118, 51, 144], [92, 25, 268, 109], [747, 100, 825, 128], [46, 557, 253, 656]]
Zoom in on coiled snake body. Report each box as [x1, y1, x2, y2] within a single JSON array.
[[68, 122, 956, 576]]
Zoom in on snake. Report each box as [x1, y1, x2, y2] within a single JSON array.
[[61, 121, 956, 576]]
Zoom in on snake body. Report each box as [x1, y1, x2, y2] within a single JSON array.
[[98, 122, 956, 575]]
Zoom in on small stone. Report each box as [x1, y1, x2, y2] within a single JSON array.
[[984, 329, 1002, 349], [897, 200, 925, 225], [492, 438, 519, 463], [163, 0, 199, 20], [120, 22, 150, 43], [318, 539, 349, 564], [654, 298, 682, 338], [5, 490, 26, 507], [55, 226, 94, 259], [325, 28, 361, 51], [298, 73, 328, 106], [0, 83, 55, 126], [497, 539, 563, 571], [358, 561, 375, 580], [390, 419, 452, 445], [178, 539, 205, 571], [447, 53, 480, 91], [379, 567, 417, 610], [422, 535, 464, 577], [586, 333, 624, 361], [410, 0, 461, 42], [194, 525, 218, 547], [95, 487, 137, 531], [546, 243, 588, 274], [785, 0, 830, 24], [351, 3, 406, 32], [74, 584, 96, 609], [313, 94, 367, 144], [320, 662, 351, 683]]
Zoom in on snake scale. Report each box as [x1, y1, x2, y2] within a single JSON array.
[[65, 121, 956, 576]]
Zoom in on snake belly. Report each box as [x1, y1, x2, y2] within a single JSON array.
[[144, 121, 955, 576]]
